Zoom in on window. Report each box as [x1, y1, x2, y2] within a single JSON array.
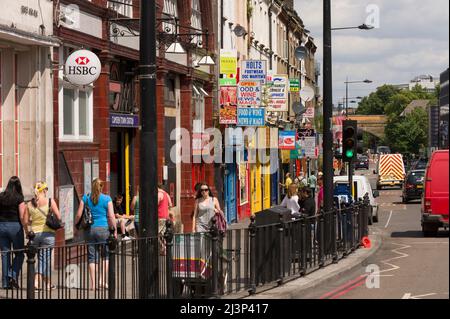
[[61, 86, 93, 141], [163, 0, 178, 34], [191, 0, 203, 46], [108, 0, 132, 18], [164, 77, 176, 106], [192, 84, 205, 133]]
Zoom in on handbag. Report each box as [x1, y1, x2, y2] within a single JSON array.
[[215, 209, 227, 236], [76, 195, 94, 230], [36, 198, 63, 230]]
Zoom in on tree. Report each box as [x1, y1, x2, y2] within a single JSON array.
[[356, 85, 400, 115], [384, 108, 429, 155]]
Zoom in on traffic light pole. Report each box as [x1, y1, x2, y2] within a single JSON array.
[[348, 159, 354, 199], [323, 0, 334, 214]]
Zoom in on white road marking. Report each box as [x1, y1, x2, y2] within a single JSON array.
[[378, 243, 411, 275], [385, 210, 393, 228], [408, 242, 449, 244], [402, 293, 437, 299]]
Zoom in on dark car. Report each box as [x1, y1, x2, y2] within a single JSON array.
[[355, 155, 369, 170], [402, 169, 425, 203], [410, 158, 428, 171]]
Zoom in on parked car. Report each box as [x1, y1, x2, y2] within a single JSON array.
[[421, 150, 449, 237], [355, 155, 370, 170], [410, 157, 428, 171], [334, 175, 379, 225], [402, 169, 425, 203]]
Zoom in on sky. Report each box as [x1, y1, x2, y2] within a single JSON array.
[[294, 0, 450, 107]]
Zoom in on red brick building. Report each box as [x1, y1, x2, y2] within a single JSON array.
[[53, 0, 217, 239]]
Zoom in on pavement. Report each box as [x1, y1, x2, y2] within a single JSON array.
[[241, 233, 382, 299]]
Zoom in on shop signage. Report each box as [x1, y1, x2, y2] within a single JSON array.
[[220, 49, 238, 75], [241, 60, 267, 84], [219, 78, 237, 86], [267, 75, 288, 112], [21, 6, 39, 17], [238, 81, 261, 107], [220, 86, 238, 124], [279, 131, 297, 150], [298, 128, 316, 139], [65, 49, 102, 86], [237, 108, 265, 127], [110, 113, 139, 128], [59, 186, 74, 241], [300, 136, 317, 158], [290, 79, 300, 92], [304, 107, 315, 119]]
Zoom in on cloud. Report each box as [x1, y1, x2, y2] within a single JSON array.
[[295, 0, 449, 104]]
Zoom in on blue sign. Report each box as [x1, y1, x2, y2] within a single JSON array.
[[110, 113, 140, 128], [237, 108, 265, 127]]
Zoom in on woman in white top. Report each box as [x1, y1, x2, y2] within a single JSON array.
[[280, 183, 301, 217]]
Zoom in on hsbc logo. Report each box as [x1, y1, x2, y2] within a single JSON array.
[[75, 57, 90, 65], [65, 50, 101, 86]]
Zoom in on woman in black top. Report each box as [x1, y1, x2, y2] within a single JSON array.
[[0, 176, 27, 289]]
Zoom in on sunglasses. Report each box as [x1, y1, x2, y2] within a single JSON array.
[[200, 188, 209, 192]]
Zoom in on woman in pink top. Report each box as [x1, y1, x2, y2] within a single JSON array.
[[158, 183, 173, 234], [317, 176, 324, 213]]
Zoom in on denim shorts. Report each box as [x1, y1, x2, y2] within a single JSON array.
[[86, 227, 109, 264]]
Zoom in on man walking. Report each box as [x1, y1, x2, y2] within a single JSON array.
[[308, 171, 317, 199]]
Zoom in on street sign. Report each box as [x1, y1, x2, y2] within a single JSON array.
[[304, 107, 315, 119], [237, 108, 265, 127], [267, 75, 288, 112], [300, 136, 317, 158], [219, 78, 237, 86], [298, 128, 316, 138], [290, 79, 300, 92], [279, 131, 297, 150], [241, 60, 267, 84], [238, 80, 262, 107], [220, 49, 238, 75]]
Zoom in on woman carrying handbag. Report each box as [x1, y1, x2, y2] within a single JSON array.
[[24, 181, 62, 291]]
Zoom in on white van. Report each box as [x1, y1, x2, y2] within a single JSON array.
[[334, 175, 380, 224]]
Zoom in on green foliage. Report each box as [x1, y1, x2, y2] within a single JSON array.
[[384, 108, 429, 155], [355, 83, 437, 155]]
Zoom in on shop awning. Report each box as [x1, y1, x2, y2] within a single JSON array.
[[0, 24, 61, 47]]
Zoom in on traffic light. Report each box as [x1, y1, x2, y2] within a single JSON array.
[[342, 120, 357, 162]]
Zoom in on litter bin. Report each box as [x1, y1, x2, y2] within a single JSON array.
[[254, 206, 292, 284]]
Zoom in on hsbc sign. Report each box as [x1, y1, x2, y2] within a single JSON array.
[[64, 50, 101, 86]]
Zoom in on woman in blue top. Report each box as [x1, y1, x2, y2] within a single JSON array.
[[75, 178, 116, 290]]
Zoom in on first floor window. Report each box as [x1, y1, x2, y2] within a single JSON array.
[[60, 86, 93, 142]]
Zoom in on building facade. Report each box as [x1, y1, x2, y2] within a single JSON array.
[[53, 0, 217, 237], [0, 0, 58, 197]]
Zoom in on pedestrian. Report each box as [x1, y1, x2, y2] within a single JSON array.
[[24, 181, 61, 290], [113, 194, 134, 241], [280, 183, 301, 217], [299, 188, 316, 217], [192, 183, 223, 233], [158, 183, 173, 254], [0, 176, 27, 289], [317, 176, 324, 213], [308, 171, 317, 199], [74, 178, 116, 290], [297, 172, 308, 189], [130, 186, 140, 237], [279, 172, 293, 196]]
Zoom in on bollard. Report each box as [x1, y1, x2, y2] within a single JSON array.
[[108, 227, 117, 299], [209, 215, 219, 298], [318, 210, 325, 268], [277, 212, 284, 285], [164, 219, 174, 299], [26, 231, 36, 299], [248, 215, 257, 295]]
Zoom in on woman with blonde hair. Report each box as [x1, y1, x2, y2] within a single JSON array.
[[75, 178, 116, 290], [24, 181, 61, 290], [280, 183, 301, 217]]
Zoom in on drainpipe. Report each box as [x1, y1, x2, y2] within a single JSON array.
[[221, 0, 224, 49], [268, 1, 273, 70]]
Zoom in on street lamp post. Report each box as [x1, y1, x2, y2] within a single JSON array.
[[139, 0, 158, 299], [345, 79, 372, 117]]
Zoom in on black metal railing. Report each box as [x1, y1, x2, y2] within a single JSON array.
[[0, 196, 370, 299]]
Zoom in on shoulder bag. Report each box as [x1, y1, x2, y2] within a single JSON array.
[[76, 195, 94, 230], [36, 198, 63, 231]]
